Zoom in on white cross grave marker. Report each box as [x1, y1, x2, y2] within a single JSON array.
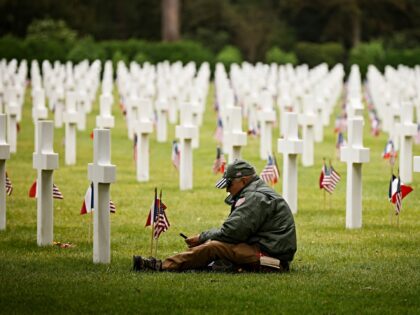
[[414, 156, 420, 173], [258, 91, 276, 160], [33, 121, 59, 245], [398, 101, 417, 183], [278, 112, 303, 214], [155, 93, 169, 143], [76, 88, 88, 131], [88, 129, 116, 263], [0, 114, 10, 230], [176, 104, 198, 190], [96, 94, 115, 129], [340, 117, 370, 229], [53, 86, 65, 128], [32, 88, 48, 150], [5, 87, 19, 153], [299, 98, 316, 167], [135, 98, 153, 182], [226, 106, 247, 163], [63, 91, 80, 165]]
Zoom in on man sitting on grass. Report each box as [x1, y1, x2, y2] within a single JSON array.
[[133, 159, 297, 272]]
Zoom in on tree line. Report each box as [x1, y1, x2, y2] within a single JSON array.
[[0, 0, 419, 63]]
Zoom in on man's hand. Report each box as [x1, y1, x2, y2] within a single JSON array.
[[185, 234, 201, 248]]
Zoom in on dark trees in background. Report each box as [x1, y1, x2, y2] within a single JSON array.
[[0, 0, 419, 61]]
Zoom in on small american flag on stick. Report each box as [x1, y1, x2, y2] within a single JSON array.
[[5, 172, 13, 196], [260, 155, 279, 185]]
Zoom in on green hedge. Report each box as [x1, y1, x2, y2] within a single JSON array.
[[216, 45, 243, 70], [265, 47, 297, 65], [1, 35, 419, 74], [0, 37, 215, 66], [0, 35, 25, 61], [295, 42, 345, 67], [383, 48, 420, 68], [348, 41, 385, 76]]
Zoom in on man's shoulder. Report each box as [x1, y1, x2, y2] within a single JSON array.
[[242, 179, 281, 200]]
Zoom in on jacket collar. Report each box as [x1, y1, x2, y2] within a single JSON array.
[[224, 176, 260, 205]]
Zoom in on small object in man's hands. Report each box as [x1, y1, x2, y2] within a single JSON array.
[[179, 233, 188, 239]]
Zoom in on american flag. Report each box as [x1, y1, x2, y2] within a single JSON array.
[[321, 165, 341, 194], [171, 140, 180, 170], [145, 188, 169, 239], [214, 117, 223, 143], [28, 180, 64, 199], [5, 172, 12, 196], [145, 188, 166, 227], [260, 155, 279, 185], [53, 184, 64, 200], [80, 182, 116, 215], [395, 176, 402, 215], [382, 139, 397, 165], [109, 200, 116, 213], [370, 116, 380, 137], [388, 174, 413, 215], [212, 146, 226, 174], [153, 208, 170, 239]]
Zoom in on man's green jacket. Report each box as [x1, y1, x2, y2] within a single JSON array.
[[199, 177, 297, 262]]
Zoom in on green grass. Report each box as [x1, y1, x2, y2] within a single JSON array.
[[1, 83, 419, 314]]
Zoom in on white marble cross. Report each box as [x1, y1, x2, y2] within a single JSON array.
[[414, 156, 420, 173], [0, 114, 10, 230], [340, 118, 370, 229], [299, 99, 316, 167], [5, 87, 19, 153], [155, 93, 169, 143], [32, 88, 48, 150], [126, 93, 139, 140], [63, 91, 80, 165], [135, 98, 153, 182], [175, 104, 198, 190], [53, 86, 65, 128], [96, 94, 115, 129], [398, 101, 417, 183], [225, 106, 247, 163], [258, 91, 276, 160], [88, 129, 116, 264], [76, 88, 88, 131], [32, 121, 59, 246], [314, 96, 324, 143], [278, 112, 303, 214]]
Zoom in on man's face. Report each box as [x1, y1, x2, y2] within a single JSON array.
[[226, 177, 244, 196]]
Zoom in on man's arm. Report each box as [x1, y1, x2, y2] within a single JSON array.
[[199, 194, 270, 244]]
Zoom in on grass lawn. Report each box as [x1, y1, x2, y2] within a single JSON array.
[[1, 82, 419, 315]]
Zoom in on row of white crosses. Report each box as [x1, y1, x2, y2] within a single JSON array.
[[116, 61, 210, 188], [96, 61, 115, 129], [366, 65, 419, 183], [1, 113, 115, 263], [220, 62, 344, 165], [1, 59, 27, 153], [33, 60, 103, 165], [346, 65, 364, 119]]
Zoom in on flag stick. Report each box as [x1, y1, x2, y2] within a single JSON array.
[[155, 189, 163, 258], [150, 187, 157, 257], [323, 189, 326, 210]]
